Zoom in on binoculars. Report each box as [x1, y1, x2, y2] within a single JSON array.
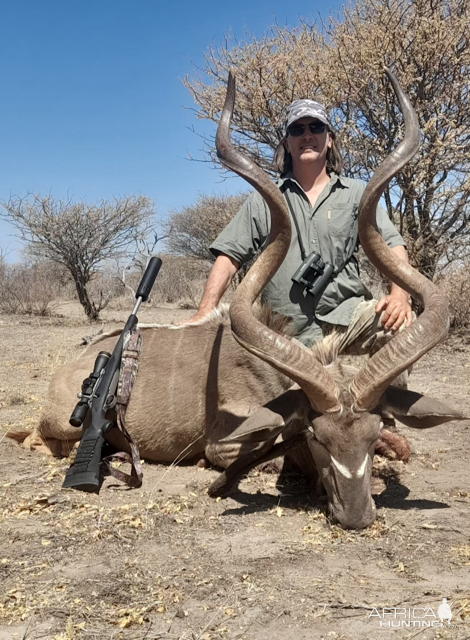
[[291, 251, 335, 296]]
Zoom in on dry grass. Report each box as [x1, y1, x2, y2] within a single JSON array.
[[1, 312, 470, 639]]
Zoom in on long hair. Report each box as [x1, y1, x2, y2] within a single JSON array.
[[273, 130, 344, 176]]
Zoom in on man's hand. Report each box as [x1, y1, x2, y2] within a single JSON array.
[[375, 292, 413, 332], [176, 312, 209, 326], [377, 245, 413, 332]]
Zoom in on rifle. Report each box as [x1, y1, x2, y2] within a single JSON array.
[[62, 256, 162, 492]]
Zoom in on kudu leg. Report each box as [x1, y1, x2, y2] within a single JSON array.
[[208, 435, 306, 498]]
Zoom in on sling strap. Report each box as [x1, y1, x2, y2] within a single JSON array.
[[102, 329, 143, 488]]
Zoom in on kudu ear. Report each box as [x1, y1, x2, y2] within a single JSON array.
[[220, 387, 310, 443], [379, 385, 469, 429]]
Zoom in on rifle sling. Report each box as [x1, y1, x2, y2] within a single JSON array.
[[102, 328, 143, 488]]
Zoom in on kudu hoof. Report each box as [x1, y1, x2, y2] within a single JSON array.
[[208, 474, 232, 498]]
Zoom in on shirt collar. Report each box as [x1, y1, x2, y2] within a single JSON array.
[[277, 171, 348, 190]]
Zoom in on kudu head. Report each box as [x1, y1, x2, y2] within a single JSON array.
[[215, 70, 467, 529]]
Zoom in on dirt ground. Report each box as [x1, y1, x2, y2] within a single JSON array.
[[1, 302, 470, 640]]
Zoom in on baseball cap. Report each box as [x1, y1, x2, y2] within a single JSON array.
[[285, 99, 331, 131]]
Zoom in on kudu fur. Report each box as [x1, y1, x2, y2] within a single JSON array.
[[23, 70, 467, 529]]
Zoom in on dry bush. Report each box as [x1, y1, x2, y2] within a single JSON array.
[[165, 193, 249, 262], [437, 265, 470, 329], [0, 261, 66, 316], [83, 268, 128, 312], [153, 255, 211, 308], [109, 255, 211, 310]]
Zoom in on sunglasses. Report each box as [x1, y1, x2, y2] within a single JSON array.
[[287, 122, 327, 137]]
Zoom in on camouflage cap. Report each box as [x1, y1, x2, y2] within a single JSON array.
[[285, 99, 331, 131]]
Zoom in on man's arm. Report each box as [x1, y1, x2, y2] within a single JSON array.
[[375, 245, 413, 331], [184, 254, 240, 324], [182, 191, 268, 324]]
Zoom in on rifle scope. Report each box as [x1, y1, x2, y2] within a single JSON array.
[[69, 351, 111, 427]]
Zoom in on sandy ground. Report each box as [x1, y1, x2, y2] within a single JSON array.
[[1, 303, 470, 640]]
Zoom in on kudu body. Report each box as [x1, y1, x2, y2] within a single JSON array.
[[26, 70, 466, 529]]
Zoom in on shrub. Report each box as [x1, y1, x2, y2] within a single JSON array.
[[0, 261, 65, 316], [110, 254, 212, 310], [438, 265, 470, 330]]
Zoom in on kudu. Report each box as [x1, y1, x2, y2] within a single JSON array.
[[22, 70, 466, 530], [207, 68, 467, 528]]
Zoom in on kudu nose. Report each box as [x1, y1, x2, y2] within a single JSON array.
[[330, 497, 377, 530]]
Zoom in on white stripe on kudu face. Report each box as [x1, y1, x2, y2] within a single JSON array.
[[356, 454, 369, 478], [330, 454, 369, 479], [330, 455, 353, 479]]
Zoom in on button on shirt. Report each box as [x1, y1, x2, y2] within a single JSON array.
[[210, 172, 405, 347]]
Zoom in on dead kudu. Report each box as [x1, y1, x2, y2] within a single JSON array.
[[18, 70, 467, 529]]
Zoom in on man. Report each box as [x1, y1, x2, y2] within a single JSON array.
[[188, 98, 412, 348]]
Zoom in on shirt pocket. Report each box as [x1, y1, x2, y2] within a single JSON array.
[[327, 203, 358, 238]]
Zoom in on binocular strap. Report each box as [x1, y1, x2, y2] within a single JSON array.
[[102, 329, 143, 488]]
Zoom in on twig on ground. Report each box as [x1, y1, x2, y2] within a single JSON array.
[[194, 586, 235, 640], [20, 619, 31, 640], [146, 434, 205, 506]]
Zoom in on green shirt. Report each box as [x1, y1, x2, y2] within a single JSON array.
[[210, 172, 405, 346]]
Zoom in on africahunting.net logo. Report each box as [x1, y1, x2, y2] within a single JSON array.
[[368, 597, 463, 629]]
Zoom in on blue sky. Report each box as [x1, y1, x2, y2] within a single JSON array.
[[0, 0, 342, 261]]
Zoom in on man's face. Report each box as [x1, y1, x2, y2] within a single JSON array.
[[285, 117, 332, 169]]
